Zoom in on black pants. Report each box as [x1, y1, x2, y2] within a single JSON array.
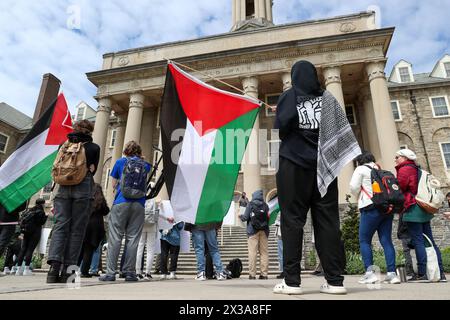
[[17, 229, 42, 266], [4, 240, 22, 269], [277, 157, 345, 287], [0, 225, 15, 256], [160, 240, 180, 274], [78, 243, 97, 275]]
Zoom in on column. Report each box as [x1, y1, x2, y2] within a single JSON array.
[[265, 0, 273, 22], [232, 0, 237, 26], [281, 72, 291, 92], [359, 86, 381, 160], [258, 0, 266, 19], [323, 65, 355, 204], [254, 0, 260, 19], [242, 76, 262, 196], [240, 0, 246, 20], [106, 115, 126, 205], [123, 92, 145, 144], [366, 61, 400, 172], [92, 97, 112, 183]]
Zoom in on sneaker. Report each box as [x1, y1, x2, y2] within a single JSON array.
[[216, 272, 227, 281], [125, 274, 139, 282], [137, 274, 144, 280], [195, 272, 206, 281], [23, 267, 33, 276], [249, 275, 256, 280], [408, 274, 429, 283], [358, 271, 379, 284], [168, 272, 177, 280], [2, 267, 11, 276], [15, 266, 24, 276], [312, 270, 324, 277], [384, 272, 401, 284], [259, 275, 268, 280], [273, 280, 303, 295], [144, 273, 153, 280], [11, 266, 18, 274], [276, 272, 284, 279], [99, 274, 116, 282], [160, 274, 168, 280], [320, 283, 347, 295], [440, 274, 447, 283]]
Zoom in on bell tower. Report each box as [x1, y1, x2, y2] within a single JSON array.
[[231, 0, 274, 31]]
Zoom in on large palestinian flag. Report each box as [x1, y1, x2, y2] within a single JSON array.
[[268, 196, 280, 226], [161, 62, 261, 225], [0, 94, 73, 212]]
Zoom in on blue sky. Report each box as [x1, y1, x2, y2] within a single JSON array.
[[0, 0, 449, 118]]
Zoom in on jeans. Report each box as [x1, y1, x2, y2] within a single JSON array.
[[47, 174, 93, 266], [89, 245, 101, 273], [106, 202, 144, 276], [277, 239, 283, 272], [359, 207, 396, 273], [407, 221, 444, 276], [192, 229, 223, 273]]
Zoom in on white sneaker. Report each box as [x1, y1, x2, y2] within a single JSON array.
[[23, 267, 33, 276], [216, 272, 227, 281], [320, 283, 347, 295], [2, 267, 11, 275], [160, 274, 168, 280], [195, 271, 206, 281], [168, 272, 177, 280], [358, 271, 379, 284], [384, 272, 401, 284], [273, 280, 303, 295], [15, 266, 24, 276], [11, 266, 18, 274]]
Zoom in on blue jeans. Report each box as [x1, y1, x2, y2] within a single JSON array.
[[277, 239, 283, 272], [359, 207, 396, 272], [89, 245, 101, 273], [192, 229, 223, 273], [406, 221, 444, 276]]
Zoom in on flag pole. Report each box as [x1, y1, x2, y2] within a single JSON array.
[[163, 58, 274, 111]]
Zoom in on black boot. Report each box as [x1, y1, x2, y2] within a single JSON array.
[[46, 262, 61, 284]]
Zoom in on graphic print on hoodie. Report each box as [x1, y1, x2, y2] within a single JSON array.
[[296, 96, 322, 130]]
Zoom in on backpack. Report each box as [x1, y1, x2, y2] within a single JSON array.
[[407, 164, 444, 214], [225, 258, 243, 278], [20, 208, 36, 234], [52, 141, 88, 186], [362, 165, 405, 215], [144, 199, 159, 224], [250, 203, 269, 230], [120, 157, 147, 199]]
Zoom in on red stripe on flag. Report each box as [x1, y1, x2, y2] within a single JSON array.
[[45, 93, 73, 145], [168, 63, 260, 136]]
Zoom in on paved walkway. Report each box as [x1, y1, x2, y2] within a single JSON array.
[[0, 273, 448, 300]]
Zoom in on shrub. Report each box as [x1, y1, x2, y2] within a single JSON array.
[[441, 247, 450, 273], [341, 195, 360, 254], [345, 251, 364, 275]]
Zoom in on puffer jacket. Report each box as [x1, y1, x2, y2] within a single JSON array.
[[395, 160, 418, 212]]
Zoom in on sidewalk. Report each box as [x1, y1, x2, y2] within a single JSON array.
[[0, 273, 448, 300]]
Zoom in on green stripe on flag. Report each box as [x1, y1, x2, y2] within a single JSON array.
[[0, 151, 57, 212], [195, 108, 259, 224], [269, 204, 280, 226]]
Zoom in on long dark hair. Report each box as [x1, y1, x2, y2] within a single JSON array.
[[355, 151, 376, 167], [92, 183, 106, 212]]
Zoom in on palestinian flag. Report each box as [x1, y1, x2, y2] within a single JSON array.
[[0, 94, 73, 212], [160, 62, 260, 225], [268, 196, 280, 226]]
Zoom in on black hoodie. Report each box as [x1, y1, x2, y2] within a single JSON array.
[[67, 132, 100, 176], [274, 61, 324, 169]]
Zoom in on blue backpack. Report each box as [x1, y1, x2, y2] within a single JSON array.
[[120, 157, 147, 199]]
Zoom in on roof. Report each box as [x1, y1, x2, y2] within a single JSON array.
[[388, 72, 450, 89], [0, 102, 33, 130]]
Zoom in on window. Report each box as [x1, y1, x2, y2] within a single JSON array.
[[267, 140, 281, 171], [0, 133, 9, 153], [430, 96, 450, 117], [445, 62, 450, 78], [440, 143, 450, 170], [245, 0, 255, 19], [110, 129, 117, 148], [391, 101, 402, 121], [399, 67, 411, 83], [265, 94, 281, 117], [76, 107, 85, 121], [345, 105, 357, 125]]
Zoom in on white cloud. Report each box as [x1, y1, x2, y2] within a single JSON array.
[[0, 0, 448, 117]]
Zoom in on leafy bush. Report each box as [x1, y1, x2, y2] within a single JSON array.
[[0, 257, 4, 270], [31, 254, 43, 270], [345, 250, 407, 275], [341, 195, 360, 254], [345, 251, 364, 275], [441, 247, 450, 273]]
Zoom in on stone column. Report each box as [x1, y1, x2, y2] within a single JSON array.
[[281, 72, 291, 92], [323, 66, 355, 204], [265, 0, 273, 22], [254, 0, 260, 19], [106, 115, 126, 206], [123, 92, 145, 145], [258, 0, 266, 18], [359, 86, 381, 160], [242, 77, 262, 196], [92, 97, 112, 183], [366, 61, 400, 172], [232, 0, 237, 25], [240, 0, 246, 20]]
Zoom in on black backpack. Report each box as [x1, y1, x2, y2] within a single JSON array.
[[120, 157, 148, 199], [226, 258, 243, 278], [250, 203, 269, 230], [20, 208, 36, 234], [363, 165, 405, 215]]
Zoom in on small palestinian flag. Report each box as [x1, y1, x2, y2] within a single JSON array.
[[161, 62, 261, 225], [268, 196, 280, 226], [0, 94, 73, 212]]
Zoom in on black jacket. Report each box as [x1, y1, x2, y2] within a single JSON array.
[[0, 202, 27, 223], [84, 199, 109, 248], [22, 204, 47, 234]]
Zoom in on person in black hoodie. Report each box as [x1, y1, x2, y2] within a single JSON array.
[[273, 61, 359, 296], [78, 183, 109, 277], [0, 202, 27, 257], [46, 120, 100, 283], [15, 198, 48, 276]]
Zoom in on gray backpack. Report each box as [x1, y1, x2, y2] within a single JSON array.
[[144, 200, 159, 225]]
